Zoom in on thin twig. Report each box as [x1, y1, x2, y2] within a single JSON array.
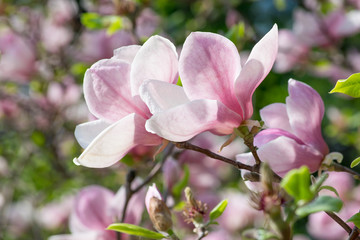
[[326, 211, 352, 234], [174, 141, 253, 171], [331, 163, 360, 179]]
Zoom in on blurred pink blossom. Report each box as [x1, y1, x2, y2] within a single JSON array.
[[77, 30, 136, 63], [35, 195, 74, 230], [49, 182, 145, 240], [0, 29, 36, 82], [135, 8, 160, 39]]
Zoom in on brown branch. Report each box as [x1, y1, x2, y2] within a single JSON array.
[[348, 227, 360, 240], [173, 141, 253, 171], [331, 163, 360, 179], [326, 211, 352, 234]]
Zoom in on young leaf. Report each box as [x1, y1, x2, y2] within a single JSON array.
[[107, 223, 165, 239], [81, 13, 103, 30], [350, 157, 360, 168], [280, 166, 314, 202], [295, 195, 343, 217], [209, 199, 228, 221], [318, 186, 340, 197], [347, 213, 360, 228], [330, 73, 360, 98], [172, 165, 190, 199]]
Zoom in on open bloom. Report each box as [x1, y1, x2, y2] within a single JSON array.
[[140, 24, 278, 142], [74, 35, 179, 167], [237, 79, 329, 177]]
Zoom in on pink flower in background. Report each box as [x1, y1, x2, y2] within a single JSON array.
[[49, 182, 145, 240], [74, 35, 178, 168], [0, 29, 36, 82], [35, 195, 75, 230], [274, 30, 309, 73], [237, 79, 329, 177], [135, 8, 160, 39], [77, 30, 136, 63], [141, 24, 278, 142], [307, 172, 360, 240]]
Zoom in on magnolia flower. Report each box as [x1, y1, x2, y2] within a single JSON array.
[[0, 29, 36, 82], [49, 182, 145, 240], [140, 24, 278, 142], [74, 35, 178, 167], [237, 79, 329, 177]]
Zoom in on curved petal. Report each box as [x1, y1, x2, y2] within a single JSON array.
[[74, 113, 162, 168], [112, 45, 141, 63], [139, 80, 190, 114], [179, 32, 242, 114], [286, 79, 329, 155], [84, 59, 149, 122], [130, 35, 178, 96], [260, 103, 292, 132], [235, 24, 278, 119], [70, 186, 114, 232], [74, 119, 110, 149], [254, 128, 304, 148], [257, 136, 323, 177], [145, 99, 242, 142]]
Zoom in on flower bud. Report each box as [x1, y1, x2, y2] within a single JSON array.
[[148, 197, 173, 232]]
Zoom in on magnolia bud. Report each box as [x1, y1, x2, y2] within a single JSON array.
[[148, 197, 173, 232]]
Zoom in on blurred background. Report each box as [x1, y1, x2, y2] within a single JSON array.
[[1, 0, 360, 239]]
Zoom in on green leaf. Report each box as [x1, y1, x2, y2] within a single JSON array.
[[280, 166, 314, 202], [295, 196, 343, 217], [172, 165, 190, 199], [107, 223, 165, 239], [318, 186, 340, 197], [104, 16, 123, 35], [347, 213, 360, 228], [31, 131, 46, 147], [350, 157, 360, 168], [274, 0, 286, 11], [81, 12, 103, 30], [209, 199, 228, 221], [310, 173, 328, 193], [330, 73, 360, 98]]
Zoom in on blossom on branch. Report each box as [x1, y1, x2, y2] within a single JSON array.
[[73, 35, 179, 167], [141, 24, 278, 142], [237, 79, 329, 177]]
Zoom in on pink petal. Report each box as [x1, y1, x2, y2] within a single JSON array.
[[70, 186, 114, 232], [235, 24, 278, 119], [254, 128, 305, 147], [84, 59, 149, 122], [145, 99, 242, 142], [145, 183, 162, 213], [130, 35, 178, 96], [74, 119, 110, 149], [179, 32, 243, 115], [112, 45, 141, 63], [139, 80, 190, 114], [260, 103, 292, 133], [74, 113, 162, 168], [257, 136, 323, 177], [286, 79, 329, 155]]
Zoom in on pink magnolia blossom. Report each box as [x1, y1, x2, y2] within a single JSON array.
[[49, 182, 145, 240], [74, 35, 179, 167], [0, 29, 36, 82], [135, 8, 160, 39], [145, 183, 163, 214], [141, 24, 278, 142], [237, 79, 329, 177]]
